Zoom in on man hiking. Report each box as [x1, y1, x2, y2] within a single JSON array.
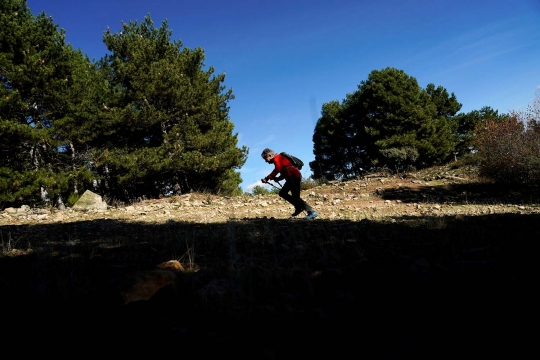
[[260, 148, 318, 219]]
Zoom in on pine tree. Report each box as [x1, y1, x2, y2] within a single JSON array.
[[311, 67, 462, 178], [94, 15, 247, 199], [0, 0, 94, 207], [311, 100, 367, 180]]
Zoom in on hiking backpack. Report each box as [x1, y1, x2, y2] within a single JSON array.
[[280, 152, 304, 170]]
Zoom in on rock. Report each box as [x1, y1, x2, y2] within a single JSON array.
[[157, 260, 185, 272], [72, 190, 108, 211], [117, 270, 177, 304]]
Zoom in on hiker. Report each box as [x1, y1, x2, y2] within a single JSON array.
[[260, 148, 318, 219]]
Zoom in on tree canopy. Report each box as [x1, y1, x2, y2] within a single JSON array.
[[310, 67, 462, 179], [1, 1, 247, 207], [0, 0, 94, 207], [92, 15, 247, 199]]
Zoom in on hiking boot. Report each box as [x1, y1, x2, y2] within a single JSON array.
[[304, 211, 318, 219], [291, 208, 303, 217]]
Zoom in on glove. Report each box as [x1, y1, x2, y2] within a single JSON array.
[[261, 177, 268, 184]]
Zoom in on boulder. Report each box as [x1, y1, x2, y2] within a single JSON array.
[[72, 190, 108, 211]]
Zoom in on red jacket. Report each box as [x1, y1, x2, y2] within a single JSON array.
[[266, 153, 301, 181]]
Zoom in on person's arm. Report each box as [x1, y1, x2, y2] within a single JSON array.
[[264, 154, 284, 181]]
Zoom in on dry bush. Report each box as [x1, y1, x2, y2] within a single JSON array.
[[475, 102, 540, 184], [301, 177, 326, 190]]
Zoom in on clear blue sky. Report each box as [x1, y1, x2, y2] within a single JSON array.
[[28, 0, 540, 193]]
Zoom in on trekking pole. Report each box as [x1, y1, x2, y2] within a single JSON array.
[[262, 179, 282, 190], [268, 181, 282, 190]]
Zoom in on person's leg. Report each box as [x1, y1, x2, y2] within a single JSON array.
[[289, 178, 317, 218], [289, 178, 314, 214], [279, 179, 306, 215]]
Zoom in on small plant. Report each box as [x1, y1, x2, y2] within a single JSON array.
[[251, 185, 272, 196], [301, 177, 326, 191], [180, 239, 197, 271], [67, 193, 81, 207], [0, 231, 20, 253]]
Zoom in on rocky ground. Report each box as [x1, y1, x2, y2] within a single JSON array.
[[1, 164, 539, 358], [2, 165, 539, 227]]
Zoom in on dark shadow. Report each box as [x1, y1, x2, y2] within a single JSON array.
[[380, 181, 540, 205], [1, 213, 538, 358]]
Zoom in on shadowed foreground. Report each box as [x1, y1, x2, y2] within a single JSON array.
[[1, 213, 538, 358]]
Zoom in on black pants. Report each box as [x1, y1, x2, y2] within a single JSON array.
[[279, 178, 313, 213]]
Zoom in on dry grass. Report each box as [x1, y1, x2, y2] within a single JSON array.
[[1, 164, 539, 358]]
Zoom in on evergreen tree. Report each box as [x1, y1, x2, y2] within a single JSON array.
[[311, 100, 367, 180], [1, 6, 247, 206], [94, 15, 247, 199], [311, 67, 462, 178], [0, 0, 94, 207]]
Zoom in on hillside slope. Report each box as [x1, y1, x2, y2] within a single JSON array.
[[1, 164, 539, 358]]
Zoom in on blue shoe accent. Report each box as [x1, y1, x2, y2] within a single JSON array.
[[304, 211, 318, 219]]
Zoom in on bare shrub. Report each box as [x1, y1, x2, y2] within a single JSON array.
[[301, 177, 326, 190], [475, 101, 540, 184]]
